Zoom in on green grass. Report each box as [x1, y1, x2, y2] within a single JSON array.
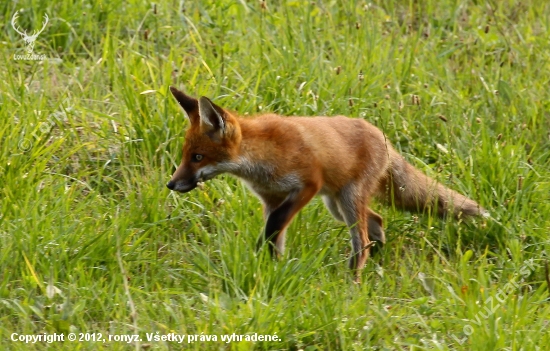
[[1, 0, 549, 350]]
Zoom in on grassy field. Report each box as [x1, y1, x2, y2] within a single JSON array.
[[1, 0, 549, 350]]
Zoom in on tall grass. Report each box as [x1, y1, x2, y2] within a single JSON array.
[[1, 0, 549, 350]]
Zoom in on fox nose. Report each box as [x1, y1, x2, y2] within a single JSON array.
[[166, 181, 175, 190]]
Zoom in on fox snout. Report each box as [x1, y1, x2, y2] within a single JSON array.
[[166, 178, 197, 193], [167, 165, 199, 193]]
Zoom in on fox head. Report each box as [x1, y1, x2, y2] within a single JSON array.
[[167, 87, 241, 193]]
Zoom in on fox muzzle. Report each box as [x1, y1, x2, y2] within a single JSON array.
[[166, 179, 197, 193]]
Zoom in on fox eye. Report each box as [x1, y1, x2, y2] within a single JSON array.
[[192, 154, 203, 162]]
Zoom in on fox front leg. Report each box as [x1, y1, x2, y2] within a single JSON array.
[[257, 185, 319, 257]]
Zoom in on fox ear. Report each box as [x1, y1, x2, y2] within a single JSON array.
[[170, 86, 199, 124], [198, 96, 226, 141]]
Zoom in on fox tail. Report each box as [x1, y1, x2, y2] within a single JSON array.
[[377, 149, 488, 218]]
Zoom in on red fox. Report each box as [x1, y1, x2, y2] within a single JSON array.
[[166, 87, 487, 283]]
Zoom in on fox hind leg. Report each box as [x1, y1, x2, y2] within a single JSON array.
[[326, 193, 384, 256], [366, 208, 385, 256], [337, 185, 372, 283], [322, 195, 344, 222]]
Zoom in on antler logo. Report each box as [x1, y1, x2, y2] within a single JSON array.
[[11, 10, 48, 55]]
